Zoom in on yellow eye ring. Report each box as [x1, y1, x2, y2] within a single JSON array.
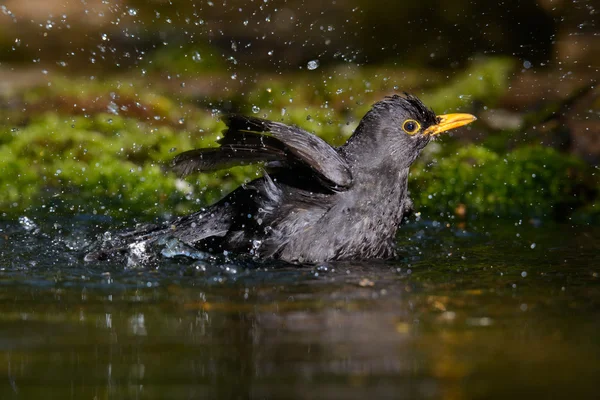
[[402, 119, 421, 135]]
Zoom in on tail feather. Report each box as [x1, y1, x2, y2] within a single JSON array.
[[84, 203, 235, 262]]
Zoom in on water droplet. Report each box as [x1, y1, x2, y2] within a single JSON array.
[[247, 240, 262, 256], [107, 101, 119, 115], [127, 8, 137, 16], [307, 60, 319, 70], [19, 216, 38, 232], [192, 51, 201, 62], [252, 105, 260, 113]]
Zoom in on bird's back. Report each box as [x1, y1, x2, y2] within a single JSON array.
[[215, 166, 411, 263]]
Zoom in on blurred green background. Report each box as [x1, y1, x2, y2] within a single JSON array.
[[0, 0, 598, 222]]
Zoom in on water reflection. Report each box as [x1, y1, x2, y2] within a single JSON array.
[[0, 217, 599, 399]]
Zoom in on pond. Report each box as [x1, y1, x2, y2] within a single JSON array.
[[1, 215, 598, 399]]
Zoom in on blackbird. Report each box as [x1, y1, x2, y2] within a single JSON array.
[[86, 94, 476, 263]]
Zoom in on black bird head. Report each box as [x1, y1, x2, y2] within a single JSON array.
[[343, 94, 476, 172]]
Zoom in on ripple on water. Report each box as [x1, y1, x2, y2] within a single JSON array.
[[0, 216, 599, 399]]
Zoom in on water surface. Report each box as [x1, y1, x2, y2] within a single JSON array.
[[0, 216, 598, 399]]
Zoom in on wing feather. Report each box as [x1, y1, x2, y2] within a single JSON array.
[[170, 115, 353, 189]]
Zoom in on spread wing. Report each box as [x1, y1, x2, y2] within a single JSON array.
[[171, 115, 353, 189]]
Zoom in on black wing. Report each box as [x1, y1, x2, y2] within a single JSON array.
[[171, 115, 353, 189]]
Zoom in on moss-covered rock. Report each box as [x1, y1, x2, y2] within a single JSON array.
[[1, 56, 597, 223], [0, 111, 259, 218], [411, 144, 595, 219]]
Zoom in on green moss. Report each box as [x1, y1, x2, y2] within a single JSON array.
[[0, 111, 252, 217], [1, 111, 595, 220], [0, 147, 40, 210], [1, 57, 597, 222], [411, 144, 593, 218]]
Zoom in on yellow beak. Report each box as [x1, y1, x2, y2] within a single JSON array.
[[424, 113, 477, 136]]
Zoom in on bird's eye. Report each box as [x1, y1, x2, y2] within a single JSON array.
[[402, 119, 421, 135]]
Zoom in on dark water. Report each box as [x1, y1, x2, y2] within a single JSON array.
[[0, 216, 599, 399]]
